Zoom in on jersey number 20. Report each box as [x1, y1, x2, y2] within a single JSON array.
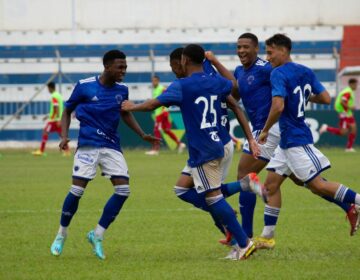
[[195, 95, 218, 129]]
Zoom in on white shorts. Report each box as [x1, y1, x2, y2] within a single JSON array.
[[182, 140, 233, 193], [72, 147, 129, 181], [266, 144, 331, 183], [243, 123, 280, 162]]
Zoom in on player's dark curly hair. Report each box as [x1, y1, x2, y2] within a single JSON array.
[[265, 34, 292, 51], [169, 47, 184, 61], [103, 50, 126, 66], [238, 33, 259, 46], [182, 44, 205, 64]]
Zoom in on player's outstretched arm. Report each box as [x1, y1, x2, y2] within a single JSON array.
[[120, 110, 161, 145], [259, 96, 284, 144], [308, 91, 331, 105], [59, 107, 72, 150], [121, 99, 162, 112], [205, 51, 236, 83], [226, 94, 260, 158]]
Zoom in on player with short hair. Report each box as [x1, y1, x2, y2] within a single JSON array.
[[32, 82, 70, 156], [219, 33, 359, 248], [122, 44, 259, 260], [50, 50, 159, 260], [167, 47, 264, 257], [320, 78, 358, 152], [145, 75, 185, 155], [257, 34, 360, 244]]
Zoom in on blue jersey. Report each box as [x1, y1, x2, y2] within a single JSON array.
[[65, 76, 128, 151], [234, 58, 272, 130], [271, 62, 325, 148], [203, 59, 231, 145], [157, 72, 232, 167]]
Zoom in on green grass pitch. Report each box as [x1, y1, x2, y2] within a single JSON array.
[[0, 148, 359, 279]]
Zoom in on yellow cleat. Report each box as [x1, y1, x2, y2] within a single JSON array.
[[235, 139, 243, 152], [62, 150, 71, 157], [32, 150, 44, 156], [253, 236, 275, 249]]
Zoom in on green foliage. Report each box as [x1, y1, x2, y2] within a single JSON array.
[[0, 148, 359, 280]]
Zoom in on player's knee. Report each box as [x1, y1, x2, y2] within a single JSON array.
[[306, 179, 326, 195], [114, 184, 130, 197], [264, 180, 278, 196]]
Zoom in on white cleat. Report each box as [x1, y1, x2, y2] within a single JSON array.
[[319, 124, 328, 135], [145, 150, 159, 156], [225, 240, 256, 261], [248, 173, 268, 203], [177, 142, 186, 154], [345, 148, 356, 152]]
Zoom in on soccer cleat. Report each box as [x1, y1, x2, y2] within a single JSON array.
[[87, 230, 105, 260], [177, 142, 186, 154], [62, 150, 71, 157], [345, 148, 356, 152], [50, 234, 66, 256], [145, 150, 159, 156], [225, 240, 256, 260], [248, 173, 268, 203], [253, 236, 275, 249], [319, 124, 328, 135], [235, 139, 243, 152], [346, 204, 360, 236], [32, 150, 45, 156]]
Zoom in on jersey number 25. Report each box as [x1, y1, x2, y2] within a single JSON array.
[[195, 95, 218, 129]]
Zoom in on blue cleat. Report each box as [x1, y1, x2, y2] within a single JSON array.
[[87, 230, 105, 260], [50, 234, 66, 256]]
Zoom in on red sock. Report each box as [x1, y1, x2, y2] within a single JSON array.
[[346, 133, 356, 149], [40, 134, 48, 152], [327, 126, 342, 135]]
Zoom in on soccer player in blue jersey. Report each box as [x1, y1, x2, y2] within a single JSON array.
[[50, 50, 159, 260], [214, 33, 359, 248], [258, 34, 360, 245], [167, 48, 264, 255], [122, 44, 258, 260]]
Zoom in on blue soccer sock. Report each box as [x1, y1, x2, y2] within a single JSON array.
[[334, 185, 357, 204], [261, 204, 280, 238], [174, 186, 225, 234], [239, 192, 257, 238], [320, 195, 351, 213], [206, 194, 248, 248], [221, 175, 255, 198], [60, 185, 85, 231], [221, 181, 241, 197], [174, 186, 208, 210], [97, 185, 129, 236]]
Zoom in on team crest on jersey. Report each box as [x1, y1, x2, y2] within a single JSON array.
[[115, 95, 123, 104], [221, 115, 228, 126], [247, 75, 255, 85]]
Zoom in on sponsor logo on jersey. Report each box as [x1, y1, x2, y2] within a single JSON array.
[[97, 129, 116, 143], [209, 131, 220, 142], [91, 96, 99, 102]]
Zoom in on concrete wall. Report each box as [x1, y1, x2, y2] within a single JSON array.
[[1, 0, 360, 31]]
